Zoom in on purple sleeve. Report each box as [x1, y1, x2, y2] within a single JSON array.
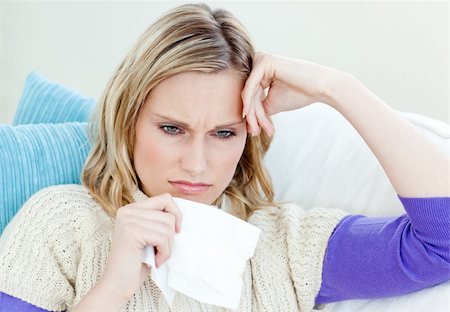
[[0, 292, 57, 312], [315, 196, 450, 304]]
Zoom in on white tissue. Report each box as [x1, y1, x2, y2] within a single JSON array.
[[142, 197, 261, 310]]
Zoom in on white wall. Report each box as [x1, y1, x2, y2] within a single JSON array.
[[0, 1, 448, 124]]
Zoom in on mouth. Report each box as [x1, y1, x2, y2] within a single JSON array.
[[169, 180, 212, 195]]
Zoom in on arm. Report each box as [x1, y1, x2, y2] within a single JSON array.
[[310, 69, 450, 302], [70, 281, 127, 312], [0, 290, 123, 312], [324, 72, 449, 197], [0, 292, 53, 312], [242, 52, 450, 302], [243, 53, 449, 197], [316, 195, 450, 303], [72, 193, 182, 310]]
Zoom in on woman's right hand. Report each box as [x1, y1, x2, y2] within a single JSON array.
[[97, 193, 182, 304]]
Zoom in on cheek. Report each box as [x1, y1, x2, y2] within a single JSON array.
[[213, 137, 247, 179], [135, 137, 158, 165], [134, 129, 174, 175]]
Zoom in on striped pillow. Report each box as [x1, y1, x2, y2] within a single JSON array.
[[13, 71, 95, 125], [1, 72, 95, 234], [0, 122, 91, 234]]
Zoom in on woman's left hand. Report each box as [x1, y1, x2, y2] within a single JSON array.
[[241, 52, 343, 136]]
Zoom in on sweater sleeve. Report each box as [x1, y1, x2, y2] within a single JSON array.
[[0, 292, 55, 312], [0, 187, 79, 311], [315, 196, 450, 304]]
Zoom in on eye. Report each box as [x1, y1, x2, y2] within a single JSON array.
[[160, 125, 182, 135], [215, 130, 236, 139]]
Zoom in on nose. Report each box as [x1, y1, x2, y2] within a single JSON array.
[[180, 136, 208, 177]]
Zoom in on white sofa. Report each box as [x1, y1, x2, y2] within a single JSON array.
[[264, 103, 450, 312]]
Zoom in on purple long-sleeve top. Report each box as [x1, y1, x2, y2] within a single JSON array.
[[1, 195, 449, 311]]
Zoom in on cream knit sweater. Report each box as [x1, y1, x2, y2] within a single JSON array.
[[0, 184, 346, 312]]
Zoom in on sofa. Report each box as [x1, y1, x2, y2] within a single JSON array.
[[0, 72, 448, 311]]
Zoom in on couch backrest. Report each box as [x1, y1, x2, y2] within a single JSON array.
[[264, 103, 449, 217]]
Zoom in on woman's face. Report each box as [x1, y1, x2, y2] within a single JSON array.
[[134, 70, 248, 205]]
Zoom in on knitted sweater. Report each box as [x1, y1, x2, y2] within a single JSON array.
[[0, 184, 346, 312]]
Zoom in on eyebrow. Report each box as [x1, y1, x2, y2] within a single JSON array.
[[152, 113, 245, 130]]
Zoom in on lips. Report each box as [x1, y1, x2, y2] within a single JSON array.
[[169, 180, 211, 195]]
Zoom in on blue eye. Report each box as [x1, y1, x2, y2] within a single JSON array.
[[160, 125, 182, 135], [216, 130, 236, 139]]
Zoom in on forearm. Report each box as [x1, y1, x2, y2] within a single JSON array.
[[324, 72, 449, 197], [70, 280, 127, 312]]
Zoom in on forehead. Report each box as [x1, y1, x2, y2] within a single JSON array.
[[145, 70, 245, 117]]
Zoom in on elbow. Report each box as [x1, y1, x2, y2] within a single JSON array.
[[398, 224, 450, 285]]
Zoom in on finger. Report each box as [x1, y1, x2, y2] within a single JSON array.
[[154, 233, 172, 268], [246, 121, 252, 134], [123, 218, 174, 257], [131, 216, 175, 256], [254, 100, 274, 137], [132, 194, 183, 233], [242, 64, 265, 118], [137, 223, 172, 268], [124, 208, 177, 236], [260, 76, 272, 89], [149, 219, 174, 257], [117, 205, 176, 238], [246, 93, 260, 136], [262, 87, 278, 116], [253, 85, 274, 136], [119, 221, 171, 268]]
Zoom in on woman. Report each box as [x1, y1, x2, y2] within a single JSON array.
[[0, 3, 448, 312]]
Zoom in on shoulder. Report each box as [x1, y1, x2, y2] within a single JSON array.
[[1, 184, 111, 245], [248, 202, 348, 310], [282, 202, 348, 231], [248, 202, 348, 250], [0, 184, 106, 310], [20, 183, 104, 216], [246, 202, 349, 310], [248, 201, 347, 230], [23, 183, 95, 207]]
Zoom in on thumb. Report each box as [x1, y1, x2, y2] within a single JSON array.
[[262, 91, 280, 116]]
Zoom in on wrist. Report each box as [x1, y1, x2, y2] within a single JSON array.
[[95, 277, 131, 307], [321, 69, 359, 109], [72, 278, 129, 311]]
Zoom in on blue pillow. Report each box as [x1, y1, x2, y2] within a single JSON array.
[[1, 72, 95, 234], [0, 122, 91, 234], [13, 71, 95, 125]]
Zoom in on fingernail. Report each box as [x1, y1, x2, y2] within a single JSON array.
[[242, 111, 246, 119]]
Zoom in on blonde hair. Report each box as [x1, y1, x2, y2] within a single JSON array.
[[82, 3, 276, 221]]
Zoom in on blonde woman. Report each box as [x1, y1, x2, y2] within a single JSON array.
[[0, 3, 448, 312]]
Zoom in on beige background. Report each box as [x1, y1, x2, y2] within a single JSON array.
[[0, 0, 448, 124]]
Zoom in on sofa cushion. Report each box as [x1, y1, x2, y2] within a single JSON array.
[[264, 103, 450, 218], [0, 122, 91, 234], [13, 71, 95, 125]]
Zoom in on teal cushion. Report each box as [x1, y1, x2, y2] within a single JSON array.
[[13, 71, 95, 125], [0, 122, 91, 234], [1, 72, 95, 234]]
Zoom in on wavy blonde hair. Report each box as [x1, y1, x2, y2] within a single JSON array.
[[82, 3, 276, 221]]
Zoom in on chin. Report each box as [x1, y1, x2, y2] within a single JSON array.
[[178, 193, 221, 207], [175, 193, 210, 203]]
